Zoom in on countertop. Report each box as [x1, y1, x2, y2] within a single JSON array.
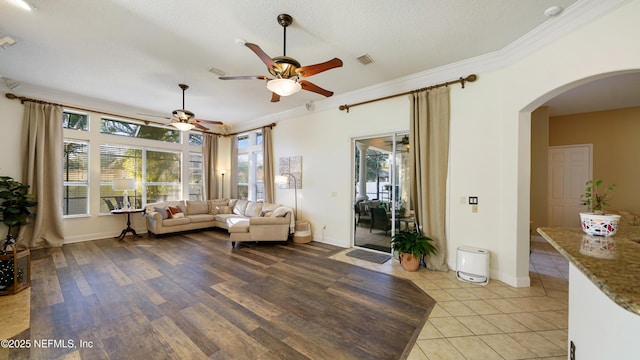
[[537, 226, 640, 315]]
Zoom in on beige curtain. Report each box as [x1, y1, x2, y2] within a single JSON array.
[[202, 133, 219, 199], [229, 135, 238, 199], [409, 87, 450, 271], [19, 101, 65, 249], [262, 126, 275, 203]]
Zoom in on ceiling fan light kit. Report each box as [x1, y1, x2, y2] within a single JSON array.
[[267, 78, 301, 96], [171, 121, 196, 131], [219, 13, 343, 102], [140, 83, 223, 132]]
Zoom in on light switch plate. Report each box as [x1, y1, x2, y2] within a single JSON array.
[[469, 196, 478, 205]]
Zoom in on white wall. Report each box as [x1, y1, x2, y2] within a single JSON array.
[[271, 0, 640, 286], [1, 0, 639, 286], [273, 96, 408, 247]]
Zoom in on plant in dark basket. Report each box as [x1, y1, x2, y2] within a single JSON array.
[[0, 176, 36, 290], [391, 229, 437, 271]]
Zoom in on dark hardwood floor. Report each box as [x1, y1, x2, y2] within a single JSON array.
[[7, 229, 435, 360]]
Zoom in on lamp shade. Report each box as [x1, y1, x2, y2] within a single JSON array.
[[266, 78, 302, 96], [274, 175, 289, 184], [112, 178, 136, 191], [171, 121, 195, 131]]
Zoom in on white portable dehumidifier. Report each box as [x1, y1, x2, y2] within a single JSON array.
[[456, 246, 490, 286]]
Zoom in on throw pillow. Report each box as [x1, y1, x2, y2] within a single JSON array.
[[233, 199, 249, 216], [215, 206, 232, 214], [172, 212, 185, 219], [271, 207, 289, 218], [208, 199, 228, 214], [155, 206, 169, 220], [260, 211, 273, 217], [168, 206, 182, 219], [245, 202, 263, 217]]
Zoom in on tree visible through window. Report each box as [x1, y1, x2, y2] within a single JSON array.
[[100, 145, 182, 212], [236, 131, 263, 201], [63, 140, 89, 215]]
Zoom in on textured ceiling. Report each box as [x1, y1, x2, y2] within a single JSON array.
[[3, 0, 632, 131]]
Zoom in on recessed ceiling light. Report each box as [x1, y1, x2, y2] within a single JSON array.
[[544, 5, 563, 17]]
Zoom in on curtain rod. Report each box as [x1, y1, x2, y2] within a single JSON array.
[[4, 92, 234, 135], [338, 74, 477, 113], [224, 122, 276, 137]]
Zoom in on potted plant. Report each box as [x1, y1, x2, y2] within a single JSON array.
[[0, 176, 37, 249], [391, 229, 436, 271], [579, 179, 620, 237], [580, 179, 616, 214]]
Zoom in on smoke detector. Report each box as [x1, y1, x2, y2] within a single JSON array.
[[544, 5, 563, 17]]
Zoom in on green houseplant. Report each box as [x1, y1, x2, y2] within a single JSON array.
[[391, 229, 437, 271], [580, 179, 616, 214], [579, 179, 620, 237], [0, 176, 37, 249]]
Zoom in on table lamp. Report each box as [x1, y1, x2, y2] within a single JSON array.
[[112, 178, 136, 209]]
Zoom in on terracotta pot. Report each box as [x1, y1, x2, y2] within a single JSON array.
[[399, 253, 420, 271]]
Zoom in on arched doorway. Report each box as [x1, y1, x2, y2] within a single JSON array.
[[520, 69, 640, 274]]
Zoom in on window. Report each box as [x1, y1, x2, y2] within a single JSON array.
[[188, 132, 203, 146], [63, 111, 88, 131], [100, 117, 181, 143], [146, 150, 182, 203], [237, 153, 249, 199], [188, 152, 203, 200], [236, 130, 263, 201], [100, 145, 182, 212], [100, 145, 142, 212], [63, 140, 89, 215], [62, 111, 201, 215]]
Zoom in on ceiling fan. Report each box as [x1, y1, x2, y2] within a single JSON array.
[[385, 135, 410, 145], [139, 84, 223, 131], [219, 13, 343, 102], [385, 135, 410, 152]]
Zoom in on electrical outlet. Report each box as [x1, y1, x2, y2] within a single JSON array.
[[472, 205, 478, 213]]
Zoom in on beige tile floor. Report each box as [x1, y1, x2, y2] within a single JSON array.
[[331, 236, 569, 360]]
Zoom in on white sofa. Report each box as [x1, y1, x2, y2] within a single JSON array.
[[144, 199, 294, 245]]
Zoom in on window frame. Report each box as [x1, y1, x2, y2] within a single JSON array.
[[236, 130, 263, 201], [63, 138, 90, 217]]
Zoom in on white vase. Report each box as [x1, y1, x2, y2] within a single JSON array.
[[579, 213, 621, 237]]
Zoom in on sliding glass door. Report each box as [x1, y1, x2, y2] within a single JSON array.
[[353, 132, 412, 253]]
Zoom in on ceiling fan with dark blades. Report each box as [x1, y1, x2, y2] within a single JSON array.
[[219, 13, 343, 102], [139, 84, 223, 131]]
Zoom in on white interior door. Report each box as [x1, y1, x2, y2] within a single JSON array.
[[547, 145, 592, 227]]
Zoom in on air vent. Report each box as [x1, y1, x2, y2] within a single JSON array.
[[356, 54, 374, 65], [0, 36, 16, 49], [209, 66, 228, 77]]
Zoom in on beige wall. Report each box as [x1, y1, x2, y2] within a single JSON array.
[[549, 106, 640, 214]]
